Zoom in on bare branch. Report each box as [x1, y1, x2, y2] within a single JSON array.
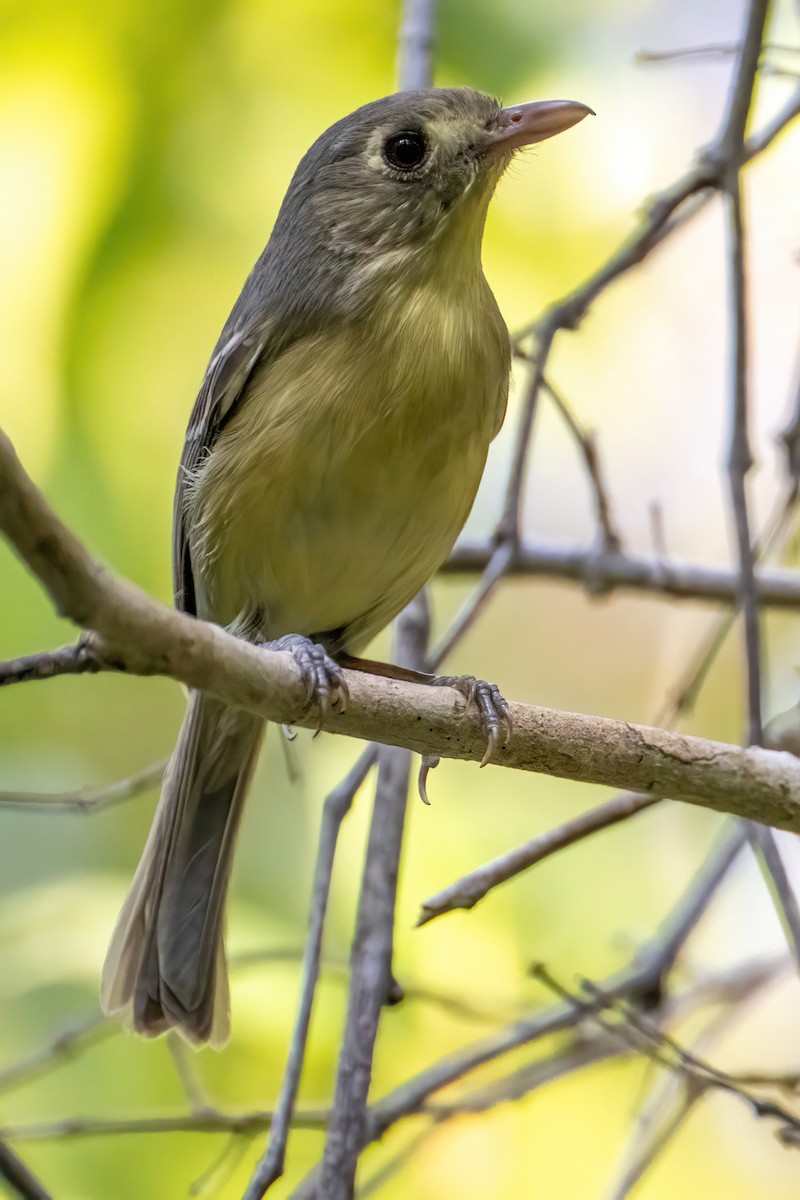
[[637, 41, 800, 67], [604, 1089, 697, 1200], [315, 594, 430, 1200], [0, 761, 165, 813], [1, 11, 798, 1193], [429, 540, 514, 667], [511, 84, 799, 355], [0, 1138, 53, 1200], [0, 1015, 111, 1095], [418, 791, 658, 926], [441, 539, 800, 609], [236, 944, 522, 1024], [602, 963, 776, 1200], [546, 967, 800, 1146], [497, 326, 555, 543], [541, 377, 622, 553], [5, 433, 800, 828], [638, 42, 746, 64], [427, 1033, 623, 1118], [367, 832, 746, 1154], [746, 83, 800, 154], [0, 640, 101, 687], [616, 823, 748, 1002], [244, 747, 377, 1194], [498, 67, 800, 548], [167, 1036, 211, 1116], [710, 0, 800, 966], [2, 1111, 326, 1140], [722, 8, 766, 748], [397, 0, 435, 90]]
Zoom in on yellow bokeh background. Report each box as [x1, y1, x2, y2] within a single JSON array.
[[1, 0, 800, 1196]]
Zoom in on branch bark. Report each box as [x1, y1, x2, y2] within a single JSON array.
[[0, 1138, 53, 1200], [442, 538, 800, 608], [3, 429, 800, 831], [417, 791, 659, 925], [317, 598, 428, 1198]]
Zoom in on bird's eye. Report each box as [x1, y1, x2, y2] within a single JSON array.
[[382, 130, 428, 171]]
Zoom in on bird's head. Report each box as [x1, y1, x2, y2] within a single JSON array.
[[268, 88, 592, 306]]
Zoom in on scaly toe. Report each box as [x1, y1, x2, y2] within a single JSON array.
[[264, 635, 349, 728], [433, 674, 512, 767]]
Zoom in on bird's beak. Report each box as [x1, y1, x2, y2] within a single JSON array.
[[485, 99, 594, 155]]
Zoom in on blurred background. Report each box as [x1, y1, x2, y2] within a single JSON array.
[[1, 0, 800, 1195]]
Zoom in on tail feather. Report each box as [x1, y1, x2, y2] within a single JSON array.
[[102, 692, 263, 1046]]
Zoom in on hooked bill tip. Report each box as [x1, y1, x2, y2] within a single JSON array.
[[487, 99, 595, 154]]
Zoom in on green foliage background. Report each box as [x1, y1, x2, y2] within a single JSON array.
[[1, 0, 799, 1196]]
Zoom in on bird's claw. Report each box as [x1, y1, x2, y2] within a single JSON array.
[[265, 634, 348, 732], [434, 674, 512, 767], [418, 754, 440, 805]]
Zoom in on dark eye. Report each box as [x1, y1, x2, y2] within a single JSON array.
[[382, 130, 428, 171]]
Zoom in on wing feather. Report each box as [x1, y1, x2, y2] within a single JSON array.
[[172, 324, 270, 616]]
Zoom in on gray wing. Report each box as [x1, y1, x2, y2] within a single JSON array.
[[172, 323, 270, 616]]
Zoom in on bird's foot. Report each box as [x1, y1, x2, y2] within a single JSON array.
[[264, 634, 348, 731], [432, 675, 512, 767]]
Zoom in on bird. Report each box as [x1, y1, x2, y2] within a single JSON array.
[[101, 86, 592, 1046]]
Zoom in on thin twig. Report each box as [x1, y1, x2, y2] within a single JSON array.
[[654, 467, 800, 729], [604, 1091, 697, 1200], [714, 0, 800, 967], [637, 41, 800, 66], [603, 958, 778, 1200], [367, 834, 747, 1155], [611, 823, 747, 1005], [235, 944, 517, 1023], [3, 959, 784, 1153], [1, 1111, 326, 1140], [314, 594, 430, 1200], [441, 539, 800, 608], [0, 1138, 53, 1200], [0, 1015, 111, 1095], [8, 437, 800, 828], [498, 324, 556, 543], [541, 377, 622, 553], [244, 747, 377, 1195], [0, 761, 165, 813], [542, 966, 800, 1146], [500, 74, 800, 550], [417, 791, 658, 926], [721, 12, 765, 748], [355, 1125, 436, 1198], [397, 0, 435, 90], [168, 1036, 210, 1116], [0, 640, 101, 687], [511, 84, 799, 355], [429, 540, 514, 668]]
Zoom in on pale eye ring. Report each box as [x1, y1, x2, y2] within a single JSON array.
[[382, 130, 428, 171]]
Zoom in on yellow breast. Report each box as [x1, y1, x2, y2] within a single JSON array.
[[187, 276, 509, 647]]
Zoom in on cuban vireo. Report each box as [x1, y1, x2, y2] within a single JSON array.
[[101, 88, 591, 1045]]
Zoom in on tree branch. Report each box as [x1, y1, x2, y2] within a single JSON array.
[[0, 762, 165, 813], [312, 599, 428, 1199], [0, 640, 101, 687], [3, 430, 800, 830], [441, 538, 800, 608], [0, 1138, 53, 1200], [499, 72, 800, 547], [242, 747, 377, 1195], [417, 791, 659, 925]]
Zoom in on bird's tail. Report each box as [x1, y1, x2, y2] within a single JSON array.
[[101, 692, 264, 1046]]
